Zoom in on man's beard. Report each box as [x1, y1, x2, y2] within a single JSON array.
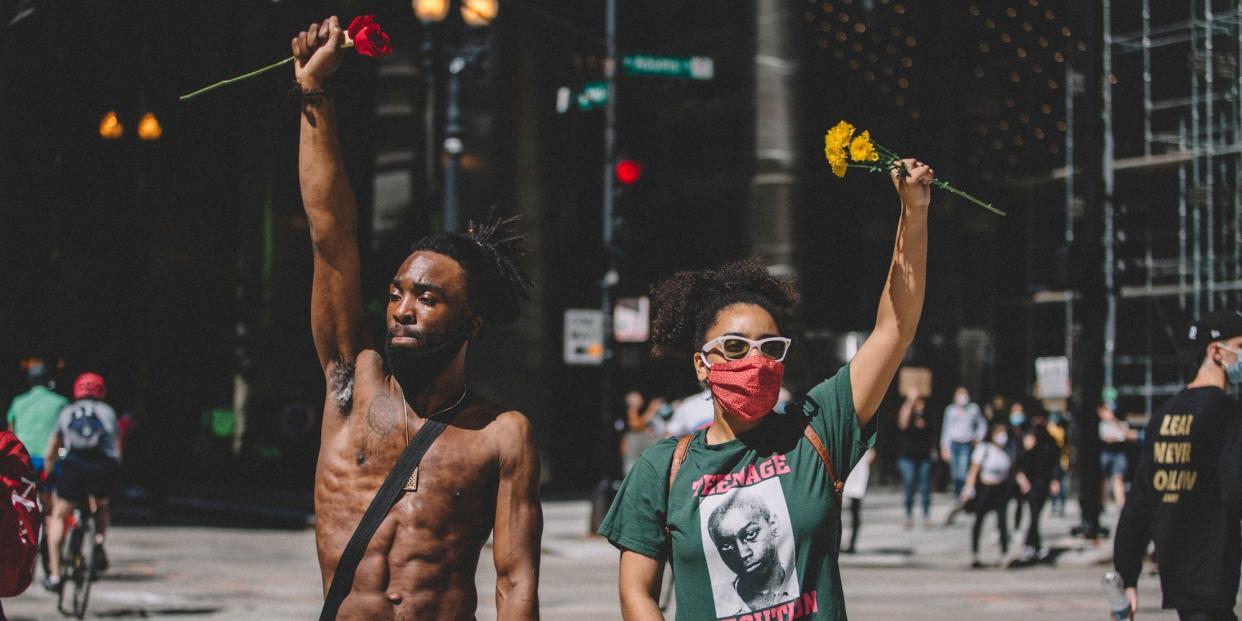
[[383, 320, 471, 394]]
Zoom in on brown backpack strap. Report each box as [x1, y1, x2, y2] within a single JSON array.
[[664, 434, 694, 539], [668, 434, 694, 492], [802, 423, 844, 500]]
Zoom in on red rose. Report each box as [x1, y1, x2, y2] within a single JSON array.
[[347, 15, 375, 40], [353, 23, 391, 58], [347, 15, 391, 58]]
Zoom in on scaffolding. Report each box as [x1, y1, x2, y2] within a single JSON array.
[[1035, 0, 1242, 416]]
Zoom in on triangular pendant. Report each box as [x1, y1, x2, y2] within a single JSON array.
[[403, 467, 419, 492]]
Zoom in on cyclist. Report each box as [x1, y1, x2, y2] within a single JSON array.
[[6, 358, 68, 478], [42, 372, 121, 592]]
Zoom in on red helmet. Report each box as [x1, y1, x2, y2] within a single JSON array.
[[73, 372, 106, 400]]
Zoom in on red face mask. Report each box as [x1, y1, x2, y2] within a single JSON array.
[[704, 355, 786, 422]]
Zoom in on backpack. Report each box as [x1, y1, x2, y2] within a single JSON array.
[[0, 431, 41, 597], [65, 401, 108, 450]]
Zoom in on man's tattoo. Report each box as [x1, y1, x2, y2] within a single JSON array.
[[329, 355, 355, 415], [366, 393, 400, 436]]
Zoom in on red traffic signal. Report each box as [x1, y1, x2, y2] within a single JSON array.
[[614, 159, 643, 186]]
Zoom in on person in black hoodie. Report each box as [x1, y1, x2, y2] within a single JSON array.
[[1015, 410, 1061, 562], [1005, 402, 1030, 532], [1114, 308, 1242, 620]]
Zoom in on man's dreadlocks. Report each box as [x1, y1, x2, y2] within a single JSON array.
[[408, 215, 533, 331]]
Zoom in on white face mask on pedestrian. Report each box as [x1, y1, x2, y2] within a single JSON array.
[[992, 432, 1008, 445], [1217, 344, 1242, 385], [954, 393, 969, 406]]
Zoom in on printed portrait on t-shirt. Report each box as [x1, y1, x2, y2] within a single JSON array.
[[700, 477, 800, 618]]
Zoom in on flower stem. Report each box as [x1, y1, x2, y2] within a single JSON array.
[[180, 56, 296, 101], [932, 179, 1007, 216], [874, 143, 903, 163], [852, 159, 1006, 216], [849, 163, 890, 173]]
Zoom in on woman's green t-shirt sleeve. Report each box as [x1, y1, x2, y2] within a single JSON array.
[[801, 362, 878, 482]]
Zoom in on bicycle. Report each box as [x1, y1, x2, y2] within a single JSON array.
[[56, 504, 98, 619]]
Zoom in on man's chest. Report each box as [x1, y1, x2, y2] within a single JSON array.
[[318, 406, 498, 525]]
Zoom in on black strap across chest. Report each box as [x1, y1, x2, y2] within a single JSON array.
[[319, 405, 462, 621]]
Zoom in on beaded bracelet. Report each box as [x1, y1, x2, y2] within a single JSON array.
[[291, 81, 330, 106]]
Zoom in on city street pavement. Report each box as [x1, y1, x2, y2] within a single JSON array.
[[0, 488, 1213, 620]]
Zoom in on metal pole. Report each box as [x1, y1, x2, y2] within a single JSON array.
[[1205, 0, 1217, 310], [1180, 119, 1189, 312], [422, 28, 440, 211], [1103, 0, 1117, 398], [1192, 3, 1203, 318], [1065, 58, 1075, 367], [1142, 0, 1152, 157], [442, 54, 465, 232], [1071, 0, 1106, 538], [1145, 231, 1154, 416], [600, 0, 619, 478], [1235, 4, 1242, 290]]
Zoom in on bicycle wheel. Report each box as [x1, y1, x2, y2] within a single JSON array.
[[70, 515, 96, 619], [57, 514, 80, 616]]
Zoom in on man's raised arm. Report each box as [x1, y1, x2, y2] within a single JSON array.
[[294, 17, 364, 378], [850, 158, 931, 427]]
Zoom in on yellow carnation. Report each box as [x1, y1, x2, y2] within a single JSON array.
[[828, 153, 847, 177], [849, 130, 880, 162], [824, 121, 855, 177]]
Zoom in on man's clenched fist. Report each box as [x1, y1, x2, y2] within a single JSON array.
[[292, 16, 345, 90]]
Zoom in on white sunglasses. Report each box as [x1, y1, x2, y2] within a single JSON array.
[[699, 335, 792, 367]]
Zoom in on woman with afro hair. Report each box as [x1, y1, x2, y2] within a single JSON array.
[[599, 159, 933, 620]]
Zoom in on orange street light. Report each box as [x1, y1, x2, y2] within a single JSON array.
[[413, 0, 449, 23], [461, 0, 497, 27], [99, 111, 123, 139], [138, 112, 163, 141]]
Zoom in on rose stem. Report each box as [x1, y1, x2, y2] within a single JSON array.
[[180, 35, 355, 101]]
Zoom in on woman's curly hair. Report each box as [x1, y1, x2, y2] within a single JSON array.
[[649, 258, 799, 359], [409, 215, 532, 331]]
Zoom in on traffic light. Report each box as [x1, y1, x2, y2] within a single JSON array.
[[614, 159, 642, 186], [609, 157, 646, 260]]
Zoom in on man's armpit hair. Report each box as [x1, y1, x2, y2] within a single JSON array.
[[329, 355, 356, 415]]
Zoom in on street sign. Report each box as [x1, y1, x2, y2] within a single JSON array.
[[622, 54, 715, 80], [564, 309, 605, 365], [557, 82, 610, 114], [1035, 356, 1071, 400], [613, 296, 650, 343], [578, 81, 609, 111], [898, 367, 932, 398]]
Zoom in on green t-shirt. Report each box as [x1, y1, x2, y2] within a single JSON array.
[[599, 363, 876, 621], [6, 386, 69, 458]]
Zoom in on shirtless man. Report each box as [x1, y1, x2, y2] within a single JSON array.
[[293, 17, 542, 620]]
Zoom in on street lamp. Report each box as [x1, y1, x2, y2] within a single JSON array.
[[413, 0, 497, 232], [413, 0, 449, 23], [137, 112, 163, 141], [99, 111, 123, 140]]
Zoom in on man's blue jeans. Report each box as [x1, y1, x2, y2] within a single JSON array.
[[897, 457, 932, 519]]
